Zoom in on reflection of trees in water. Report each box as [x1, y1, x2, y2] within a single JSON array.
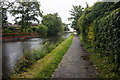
[[2, 32, 72, 78]]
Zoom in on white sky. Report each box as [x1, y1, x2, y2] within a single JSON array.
[[8, 0, 98, 24]]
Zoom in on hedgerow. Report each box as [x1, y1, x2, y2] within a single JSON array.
[[78, 2, 120, 77]]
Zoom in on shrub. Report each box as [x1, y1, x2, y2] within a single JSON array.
[[78, 2, 120, 77], [36, 25, 48, 37]]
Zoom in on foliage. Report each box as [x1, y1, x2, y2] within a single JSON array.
[[12, 34, 73, 78], [12, 37, 66, 74], [68, 5, 84, 34], [64, 26, 70, 31], [10, 1, 43, 32], [3, 27, 19, 33], [36, 25, 48, 37], [91, 53, 120, 78], [31, 26, 38, 32], [63, 23, 70, 31], [94, 8, 120, 70], [42, 13, 64, 36], [3, 26, 34, 33], [87, 24, 95, 47], [0, 0, 13, 30], [77, 1, 120, 77]]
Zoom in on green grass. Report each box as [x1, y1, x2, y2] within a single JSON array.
[[12, 34, 73, 78]]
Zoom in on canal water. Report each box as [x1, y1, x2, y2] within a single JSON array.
[[2, 32, 72, 77]]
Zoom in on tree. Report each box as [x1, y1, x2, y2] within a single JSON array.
[[68, 5, 84, 34], [63, 23, 69, 31], [36, 25, 48, 37], [0, 0, 13, 31], [42, 13, 64, 36], [10, 1, 43, 32]]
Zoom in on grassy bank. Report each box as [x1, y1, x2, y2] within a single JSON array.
[[12, 34, 73, 78], [79, 35, 120, 78]]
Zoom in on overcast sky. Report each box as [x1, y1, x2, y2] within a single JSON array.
[[8, 0, 98, 24]]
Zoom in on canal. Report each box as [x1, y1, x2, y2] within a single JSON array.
[[2, 32, 72, 77]]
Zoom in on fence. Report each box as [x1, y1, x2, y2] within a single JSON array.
[[0, 33, 40, 42]]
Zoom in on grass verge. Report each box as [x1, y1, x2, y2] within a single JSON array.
[[12, 34, 73, 78]]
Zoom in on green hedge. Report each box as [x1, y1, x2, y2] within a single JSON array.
[[78, 2, 120, 78]]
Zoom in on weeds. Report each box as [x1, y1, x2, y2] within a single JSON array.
[[12, 38, 65, 74], [12, 33, 73, 78]]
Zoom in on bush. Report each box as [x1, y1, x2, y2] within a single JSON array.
[[36, 25, 48, 37], [95, 8, 120, 63], [78, 2, 120, 77]]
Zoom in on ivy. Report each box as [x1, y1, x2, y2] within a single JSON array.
[[78, 1, 120, 76]]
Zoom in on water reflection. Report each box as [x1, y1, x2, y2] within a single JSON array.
[[2, 32, 72, 76]]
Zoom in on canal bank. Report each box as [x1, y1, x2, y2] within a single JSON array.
[[2, 32, 72, 78], [12, 33, 73, 78]]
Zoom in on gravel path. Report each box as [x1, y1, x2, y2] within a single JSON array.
[[52, 35, 98, 78]]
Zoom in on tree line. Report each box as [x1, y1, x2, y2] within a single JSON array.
[[69, 1, 120, 76], [1, 0, 69, 37]]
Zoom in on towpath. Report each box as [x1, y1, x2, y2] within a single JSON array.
[[52, 34, 98, 78]]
